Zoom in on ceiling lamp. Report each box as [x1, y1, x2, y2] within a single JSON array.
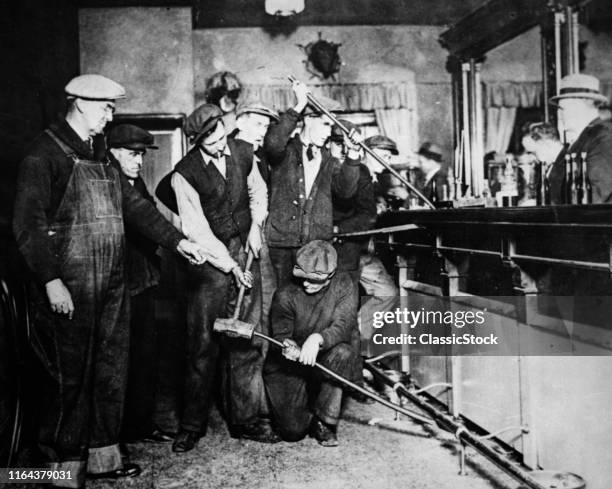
[[265, 0, 305, 17]]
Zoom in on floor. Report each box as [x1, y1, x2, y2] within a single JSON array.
[[86, 399, 520, 489]]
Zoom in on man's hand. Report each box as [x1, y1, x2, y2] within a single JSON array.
[[387, 186, 409, 202], [177, 239, 206, 265], [343, 128, 363, 155], [247, 225, 263, 259], [299, 333, 323, 366], [282, 338, 301, 361], [232, 266, 253, 289], [45, 278, 74, 319], [292, 80, 309, 113]]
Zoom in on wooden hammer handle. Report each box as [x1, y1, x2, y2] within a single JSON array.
[[232, 249, 255, 321]]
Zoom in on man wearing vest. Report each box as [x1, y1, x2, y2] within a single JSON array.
[[12, 74, 205, 487], [263, 80, 362, 289], [156, 104, 278, 453]]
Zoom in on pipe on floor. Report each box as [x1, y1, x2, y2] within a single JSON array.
[[365, 362, 550, 489]]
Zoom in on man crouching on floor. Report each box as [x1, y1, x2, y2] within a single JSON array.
[[264, 240, 358, 446]]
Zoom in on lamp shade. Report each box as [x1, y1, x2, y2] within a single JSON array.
[[265, 0, 305, 16]]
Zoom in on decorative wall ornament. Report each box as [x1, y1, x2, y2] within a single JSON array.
[[298, 33, 342, 80]]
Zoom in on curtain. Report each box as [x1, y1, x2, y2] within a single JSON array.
[[485, 82, 542, 108], [374, 108, 418, 157], [485, 107, 517, 155], [196, 82, 418, 112]]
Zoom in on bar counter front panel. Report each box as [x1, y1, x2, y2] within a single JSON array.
[[374, 205, 612, 489]]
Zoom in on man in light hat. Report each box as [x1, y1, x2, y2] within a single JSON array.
[[549, 73, 612, 203], [263, 80, 362, 289], [155, 103, 276, 452], [264, 240, 359, 446], [232, 101, 280, 183], [106, 124, 174, 445], [13, 74, 205, 486]]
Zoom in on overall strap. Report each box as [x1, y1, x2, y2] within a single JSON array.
[[45, 129, 78, 159]]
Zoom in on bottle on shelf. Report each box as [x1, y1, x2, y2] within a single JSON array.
[[564, 154, 572, 204], [569, 153, 578, 204], [581, 152, 591, 205]]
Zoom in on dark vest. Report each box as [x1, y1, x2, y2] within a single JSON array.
[[174, 139, 253, 245]]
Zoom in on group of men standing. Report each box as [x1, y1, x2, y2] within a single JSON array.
[[12, 73, 410, 488]]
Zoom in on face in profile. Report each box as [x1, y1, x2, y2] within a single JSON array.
[[557, 98, 595, 137], [80, 99, 115, 136], [366, 147, 393, 174], [304, 115, 333, 147], [111, 147, 145, 179]]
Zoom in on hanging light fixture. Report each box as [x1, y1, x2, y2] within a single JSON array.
[[265, 0, 305, 17]]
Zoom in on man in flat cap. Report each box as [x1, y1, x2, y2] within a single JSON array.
[[156, 103, 276, 452], [549, 73, 612, 203], [13, 74, 205, 486], [106, 124, 173, 445], [264, 240, 359, 446], [263, 80, 361, 290], [233, 102, 279, 183]]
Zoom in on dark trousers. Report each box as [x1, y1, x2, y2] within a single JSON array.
[[28, 245, 127, 486], [264, 342, 356, 441], [181, 237, 266, 433], [268, 246, 298, 290], [122, 287, 158, 440]]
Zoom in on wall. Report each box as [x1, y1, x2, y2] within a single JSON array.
[[193, 24, 453, 156], [79, 7, 194, 116]]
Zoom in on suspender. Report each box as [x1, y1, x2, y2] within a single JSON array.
[[45, 129, 78, 159]]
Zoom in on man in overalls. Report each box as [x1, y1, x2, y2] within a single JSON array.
[[13, 74, 204, 488]]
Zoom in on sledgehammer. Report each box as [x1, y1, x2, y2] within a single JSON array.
[[213, 250, 256, 337], [213, 311, 433, 426]]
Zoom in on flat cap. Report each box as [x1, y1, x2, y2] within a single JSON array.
[[303, 95, 343, 117], [293, 240, 337, 281], [184, 104, 224, 144], [330, 119, 360, 142], [418, 142, 443, 162], [364, 135, 398, 155], [236, 102, 279, 121], [65, 74, 126, 101], [108, 124, 158, 150]]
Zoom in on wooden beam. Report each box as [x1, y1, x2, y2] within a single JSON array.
[[439, 0, 589, 59]]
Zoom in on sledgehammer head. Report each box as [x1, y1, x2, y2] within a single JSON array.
[[213, 317, 256, 339]]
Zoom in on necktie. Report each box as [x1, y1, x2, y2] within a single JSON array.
[[306, 144, 318, 161]]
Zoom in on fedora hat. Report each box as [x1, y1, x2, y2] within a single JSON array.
[[550, 74, 608, 105]]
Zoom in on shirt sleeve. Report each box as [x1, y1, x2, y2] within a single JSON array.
[[12, 155, 61, 285], [120, 173, 184, 252], [171, 172, 237, 273], [319, 279, 358, 350], [247, 160, 268, 227]]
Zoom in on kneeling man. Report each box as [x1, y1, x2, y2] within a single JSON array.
[[264, 240, 358, 446]]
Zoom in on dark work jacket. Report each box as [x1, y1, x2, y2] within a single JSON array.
[[263, 108, 360, 248], [109, 156, 161, 296], [156, 138, 252, 246], [333, 162, 376, 272], [550, 118, 612, 204], [228, 129, 271, 185], [12, 119, 183, 285], [268, 272, 357, 351]]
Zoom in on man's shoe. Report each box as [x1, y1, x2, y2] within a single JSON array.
[[309, 418, 338, 447], [88, 462, 142, 479], [172, 429, 200, 453], [142, 429, 175, 443], [233, 422, 282, 444]]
